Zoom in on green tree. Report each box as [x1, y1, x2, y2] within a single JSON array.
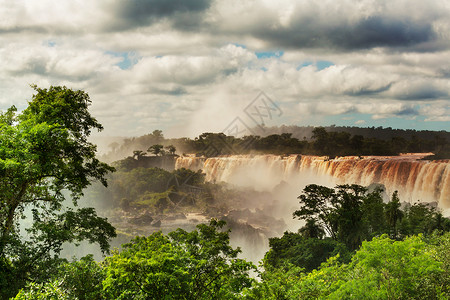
[[385, 191, 403, 239], [293, 184, 338, 239], [311, 127, 329, 154], [361, 186, 387, 237], [333, 184, 367, 250], [283, 235, 447, 299], [132, 150, 146, 160], [15, 255, 105, 300], [264, 232, 350, 272], [55, 255, 105, 300], [14, 279, 70, 300], [350, 134, 364, 153], [298, 218, 325, 239], [399, 202, 450, 236], [165, 144, 177, 155], [148, 144, 164, 156], [0, 86, 116, 298], [107, 167, 173, 203], [103, 219, 255, 299], [328, 235, 444, 299], [113, 156, 138, 171], [294, 184, 369, 250], [171, 168, 205, 187], [294, 184, 415, 250], [244, 263, 305, 300], [427, 232, 450, 296]]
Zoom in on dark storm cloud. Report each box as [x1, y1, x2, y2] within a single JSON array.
[[396, 88, 448, 101], [252, 15, 436, 50], [110, 0, 212, 30], [335, 17, 435, 49], [395, 107, 419, 116], [346, 83, 394, 97], [102, 1, 444, 52]]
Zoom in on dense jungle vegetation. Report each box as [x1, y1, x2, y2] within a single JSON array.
[[1, 86, 450, 299], [101, 126, 450, 161]]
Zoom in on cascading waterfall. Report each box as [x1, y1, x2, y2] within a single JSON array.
[[176, 154, 450, 208]]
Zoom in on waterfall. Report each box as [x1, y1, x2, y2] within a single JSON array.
[[176, 154, 450, 208]]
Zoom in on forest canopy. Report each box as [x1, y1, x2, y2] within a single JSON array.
[[2, 86, 450, 299], [102, 126, 450, 161]]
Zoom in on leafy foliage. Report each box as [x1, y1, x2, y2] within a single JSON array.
[[103, 219, 255, 299], [265, 233, 350, 272], [0, 86, 115, 298], [148, 144, 164, 156], [56, 255, 105, 300], [14, 279, 70, 300], [244, 263, 305, 300], [264, 184, 450, 275], [14, 255, 105, 300], [91, 166, 207, 213], [253, 234, 450, 299], [399, 202, 450, 236], [294, 184, 448, 247], [293, 184, 377, 250], [311, 235, 445, 299]]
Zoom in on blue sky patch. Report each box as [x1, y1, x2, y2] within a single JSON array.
[[232, 43, 247, 49], [296, 61, 313, 70], [316, 60, 334, 70], [255, 50, 284, 59], [106, 51, 140, 70], [296, 61, 334, 70]]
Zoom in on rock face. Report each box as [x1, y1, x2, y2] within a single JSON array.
[[151, 220, 162, 227], [128, 213, 153, 225], [121, 155, 178, 171]]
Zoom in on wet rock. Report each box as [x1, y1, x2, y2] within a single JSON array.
[[151, 220, 161, 227], [165, 213, 187, 220], [175, 213, 187, 219], [128, 213, 153, 225]]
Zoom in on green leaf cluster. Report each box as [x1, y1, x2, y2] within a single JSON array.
[[0, 86, 115, 298], [103, 219, 255, 299], [16, 220, 256, 299], [249, 233, 450, 299]]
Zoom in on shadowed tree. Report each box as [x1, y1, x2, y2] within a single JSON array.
[[165, 144, 176, 155], [148, 144, 164, 156], [334, 184, 367, 250], [294, 184, 383, 250], [311, 127, 329, 154], [298, 218, 325, 239], [385, 191, 403, 239], [132, 150, 146, 160], [293, 184, 338, 239], [361, 186, 387, 237]]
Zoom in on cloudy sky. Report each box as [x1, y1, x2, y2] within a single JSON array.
[[1, 0, 449, 137]]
